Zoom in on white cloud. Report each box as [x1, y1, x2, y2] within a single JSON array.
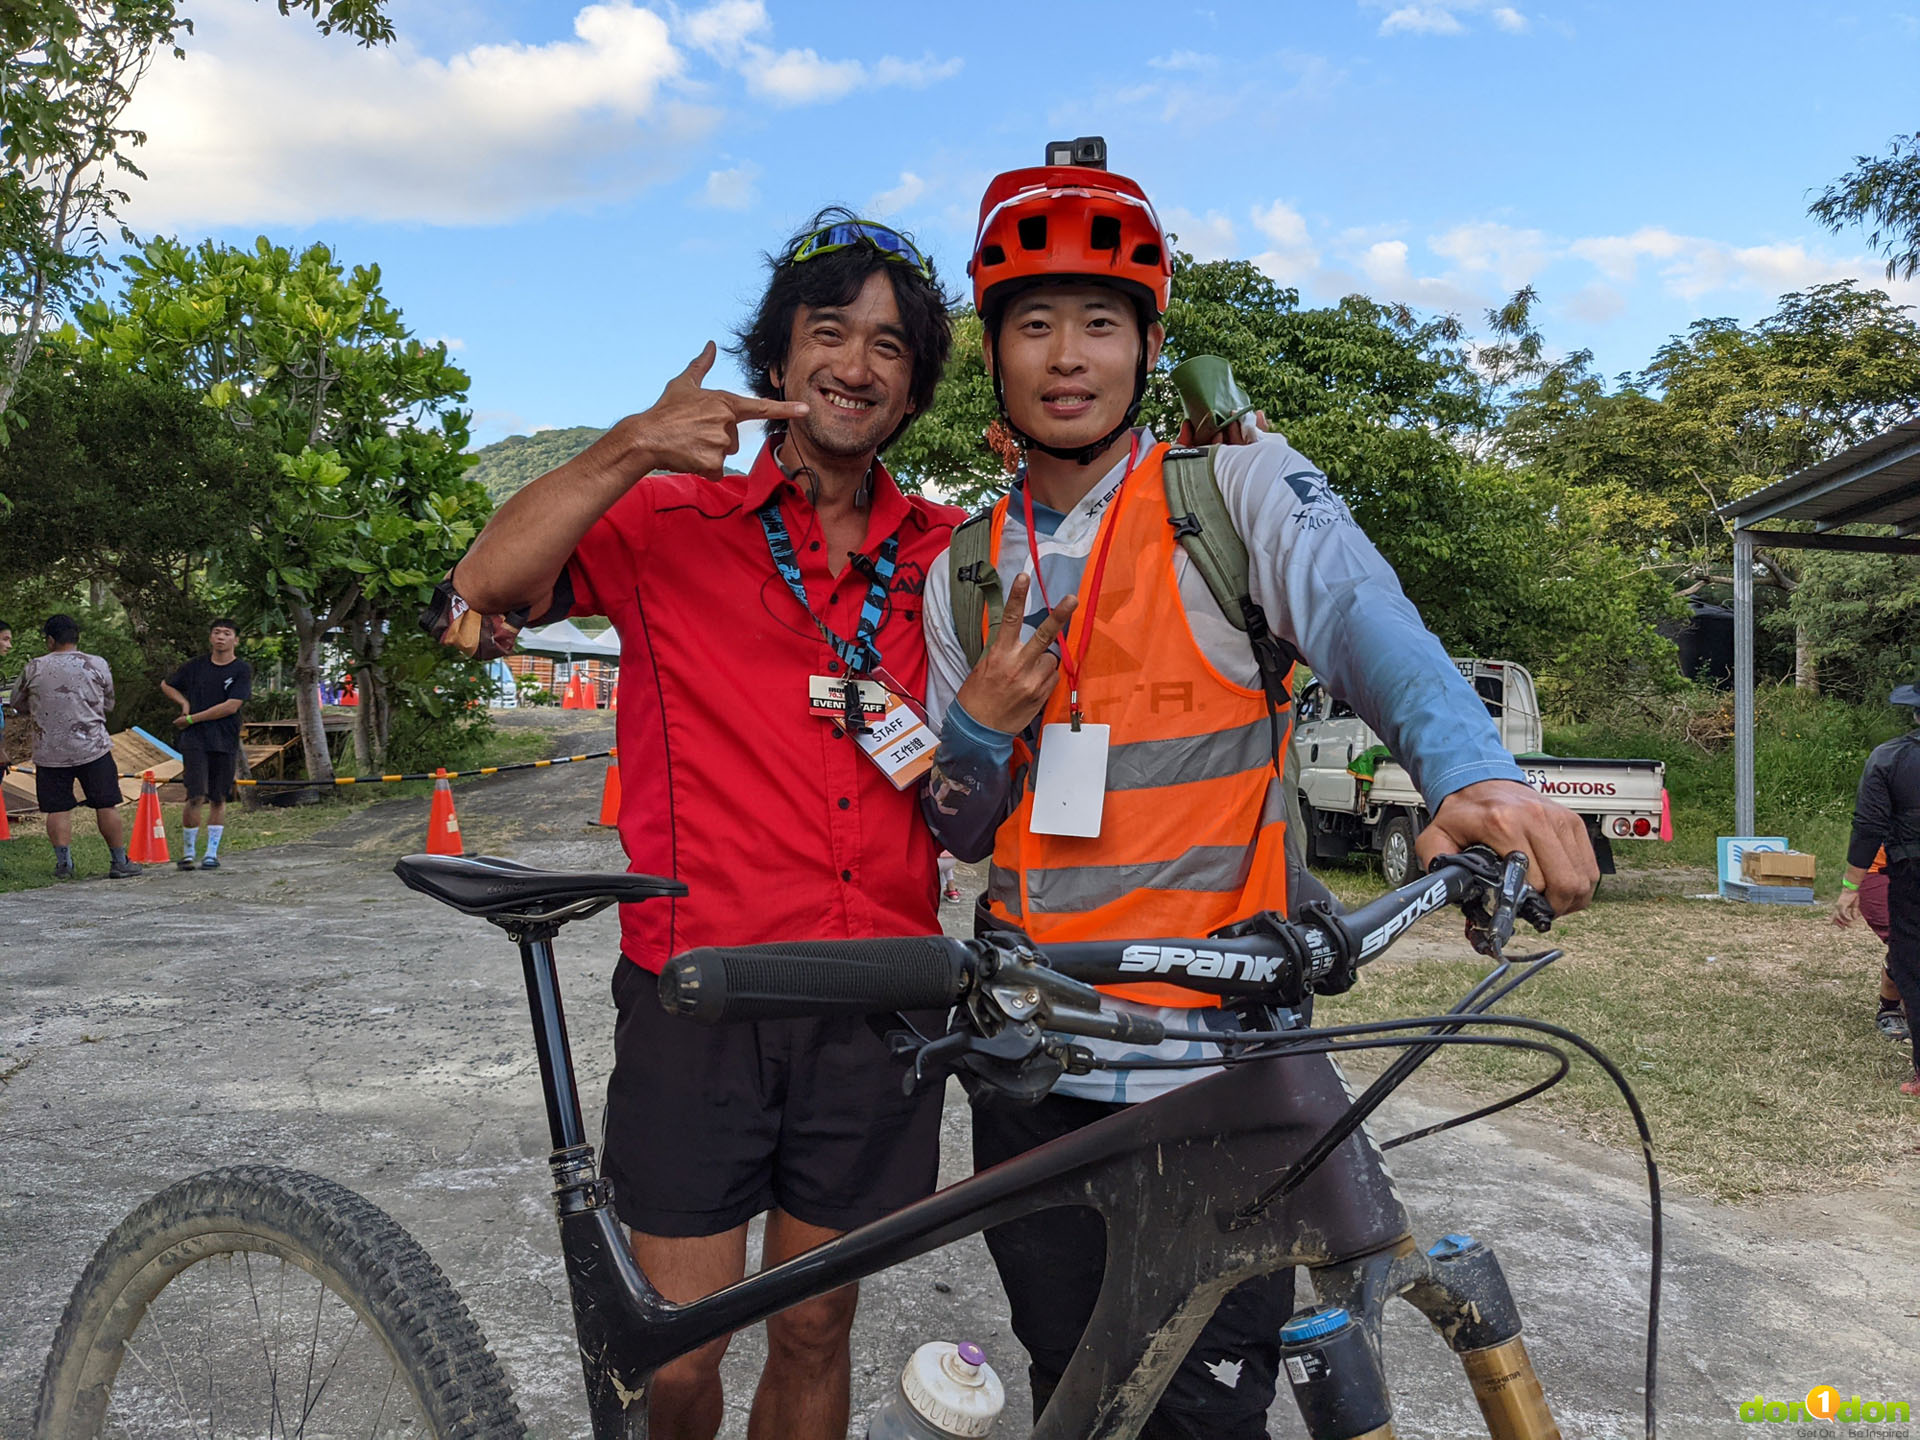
[[699, 162, 759, 210], [1564, 226, 1898, 302], [676, 0, 960, 107], [869, 171, 927, 217], [1379, 5, 1466, 35], [1149, 49, 1217, 70], [427, 335, 468, 352], [1249, 200, 1319, 278], [1367, 0, 1532, 36], [1428, 221, 1551, 290], [121, 1, 704, 228], [1162, 207, 1240, 263]]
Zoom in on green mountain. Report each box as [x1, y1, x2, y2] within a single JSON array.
[[468, 426, 607, 502]]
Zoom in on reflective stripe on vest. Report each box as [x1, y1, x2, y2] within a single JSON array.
[[984, 444, 1293, 1008]]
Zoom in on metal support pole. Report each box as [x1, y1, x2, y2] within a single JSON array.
[[1733, 530, 1756, 837]]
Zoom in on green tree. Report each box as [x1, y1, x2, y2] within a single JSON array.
[[77, 235, 486, 776], [1811, 131, 1920, 282], [1, 1, 394, 428], [0, 349, 276, 723], [884, 308, 1009, 506]]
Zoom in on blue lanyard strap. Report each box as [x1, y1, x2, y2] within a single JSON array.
[[757, 499, 899, 675]]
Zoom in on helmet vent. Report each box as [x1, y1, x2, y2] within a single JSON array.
[[1089, 215, 1121, 251], [979, 243, 1006, 267], [1016, 216, 1049, 251], [1131, 242, 1162, 267]]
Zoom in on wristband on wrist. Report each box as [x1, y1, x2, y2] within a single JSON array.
[[185, 714, 196, 725], [1841, 878, 1860, 891]]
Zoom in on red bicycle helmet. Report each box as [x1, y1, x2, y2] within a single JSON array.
[[969, 162, 1173, 322], [968, 142, 1173, 464]]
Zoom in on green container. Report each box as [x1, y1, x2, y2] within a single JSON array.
[[1169, 355, 1254, 442]]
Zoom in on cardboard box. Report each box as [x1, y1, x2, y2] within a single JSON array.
[[1743, 849, 1817, 885]]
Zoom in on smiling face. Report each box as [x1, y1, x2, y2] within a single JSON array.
[[770, 269, 917, 461], [989, 284, 1163, 452]]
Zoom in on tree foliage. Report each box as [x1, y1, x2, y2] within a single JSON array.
[[1811, 131, 1920, 282], [466, 424, 608, 502], [0, 0, 395, 428], [76, 235, 488, 775]]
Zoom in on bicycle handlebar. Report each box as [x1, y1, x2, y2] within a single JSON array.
[[658, 936, 975, 1023], [657, 851, 1552, 1027]]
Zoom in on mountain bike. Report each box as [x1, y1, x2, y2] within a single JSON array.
[[35, 847, 1661, 1440]]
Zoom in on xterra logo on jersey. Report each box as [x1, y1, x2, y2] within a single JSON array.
[[1358, 877, 1450, 959], [1118, 946, 1285, 984]]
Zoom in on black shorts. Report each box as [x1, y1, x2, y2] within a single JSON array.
[[181, 746, 236, 803], [604, 957, 945, 1237], [35, 752, 122, 813], [973, 1090, 1294, 1439]]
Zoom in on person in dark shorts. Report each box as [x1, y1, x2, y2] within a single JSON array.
[[435, 213, 959, 1439], [10, 614, 140, 879], [160, 618, 252, 870]]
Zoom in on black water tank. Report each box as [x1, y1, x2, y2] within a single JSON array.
[[1677, 599, 1734, 687]]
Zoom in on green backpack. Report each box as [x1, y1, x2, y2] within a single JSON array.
[[947, 444, 1302, 763]]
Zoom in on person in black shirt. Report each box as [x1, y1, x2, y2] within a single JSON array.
[[1834, 680, 1920, 1097], [161, 619, 253, 870]]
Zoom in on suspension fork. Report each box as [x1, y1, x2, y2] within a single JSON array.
[[1294, 1233, 1560, 1440]]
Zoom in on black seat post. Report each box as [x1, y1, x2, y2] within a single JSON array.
[[517, 927, 589, 1153]]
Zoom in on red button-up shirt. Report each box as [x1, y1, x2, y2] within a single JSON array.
[[567, 442, 963, 972]]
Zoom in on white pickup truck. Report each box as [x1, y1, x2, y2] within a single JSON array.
[[1292, 658, 1668, 886]]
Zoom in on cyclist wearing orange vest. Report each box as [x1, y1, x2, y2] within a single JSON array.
[[920, 145, 1598, 1436]]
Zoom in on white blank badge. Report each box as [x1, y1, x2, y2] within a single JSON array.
[[1030, 722, 1110, 836]]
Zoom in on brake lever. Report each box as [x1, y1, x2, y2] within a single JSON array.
[[1461, 849, 1535, 958]]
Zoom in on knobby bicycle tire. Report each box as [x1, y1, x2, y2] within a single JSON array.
[[35, 1164, 526, 1440]]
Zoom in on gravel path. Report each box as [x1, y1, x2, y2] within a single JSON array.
[[3, 709, 1914, 1437]]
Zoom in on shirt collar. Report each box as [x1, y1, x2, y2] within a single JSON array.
[[741, 437, 915, 552]]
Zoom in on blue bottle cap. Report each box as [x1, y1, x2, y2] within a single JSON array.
[[1427, 1233, 1480, 1259], [1279, 1306, 1351, 1343]]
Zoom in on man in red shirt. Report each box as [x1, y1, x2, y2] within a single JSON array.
[[443, 211, 960, 1440]]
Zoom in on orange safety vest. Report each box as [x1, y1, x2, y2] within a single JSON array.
[[982, 442, 1293, 1007]]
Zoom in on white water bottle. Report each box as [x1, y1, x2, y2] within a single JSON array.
[[866, 1341, 1006, 1439]]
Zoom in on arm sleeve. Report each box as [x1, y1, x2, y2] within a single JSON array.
[[232, 662, 253, 703], [1848, 746, 1894, 868], [920, 542, 1018, 863], [165, 663, 189, 692], [1213, 434, 1526, 809], [98, 658, 115, 715], [567, 482, 656, 621]]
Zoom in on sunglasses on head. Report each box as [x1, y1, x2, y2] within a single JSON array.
[[788, 220, 933, 280]]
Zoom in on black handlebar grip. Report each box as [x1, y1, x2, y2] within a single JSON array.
[[658, 936, 974, 1024]]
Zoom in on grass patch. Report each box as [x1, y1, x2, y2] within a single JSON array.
[[0, 726, 553, 893], [1315, 883, 1918, 1201], [1546, 685, 1910, 896]]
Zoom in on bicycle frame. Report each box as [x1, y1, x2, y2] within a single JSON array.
[[513, 927, 1558, 1440]]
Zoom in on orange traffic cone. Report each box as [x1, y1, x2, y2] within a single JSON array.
[[559, 673, 578, 709], [128, 770, 170, 864], [0, 792, 11, 840], [596, 750, 621, 827], [426, 768, 463, 855]]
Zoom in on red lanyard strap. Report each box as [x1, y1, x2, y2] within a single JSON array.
[[1020, 433, 1140, 728]]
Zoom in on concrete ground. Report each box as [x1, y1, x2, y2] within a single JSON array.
[[3, 709, 1915, 1438]]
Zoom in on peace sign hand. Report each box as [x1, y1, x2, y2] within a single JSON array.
[[953, 573, 1078, 735], [622, 341, 811, 480]]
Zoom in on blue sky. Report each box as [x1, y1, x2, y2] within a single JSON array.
[[118, 0, 1920, 447]]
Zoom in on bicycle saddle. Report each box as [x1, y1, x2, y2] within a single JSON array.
[[393, 853, 686, 923]]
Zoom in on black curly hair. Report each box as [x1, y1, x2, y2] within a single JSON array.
[[731, 207, 954, 452]]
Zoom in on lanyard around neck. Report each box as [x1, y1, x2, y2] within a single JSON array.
[[1019, 431, 1142, 728], [757, 498, 898, 676]]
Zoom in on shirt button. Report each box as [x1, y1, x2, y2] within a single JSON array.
[[838, 796, 850, 810], [840, 869, 852, 882], [828, 661, 841, 675], [832, 725, 845, 739], [809, 541, 821, 551], [828, 594, 839, 604]]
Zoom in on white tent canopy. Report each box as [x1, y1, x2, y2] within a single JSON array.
[[515, 619, 621, 659]]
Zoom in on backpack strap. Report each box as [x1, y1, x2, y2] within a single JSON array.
[[947, 507, 1004, 671], [1162, 445, 1304, 734]]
